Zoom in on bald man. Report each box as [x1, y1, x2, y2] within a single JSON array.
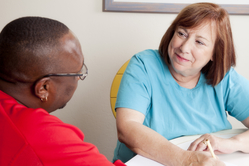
[[0, 17, 125, 166]]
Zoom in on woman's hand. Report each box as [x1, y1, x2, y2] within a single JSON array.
[[187, 134, 238, 155], [183, 151, 225, 166]]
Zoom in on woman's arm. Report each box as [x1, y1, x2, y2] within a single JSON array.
[[116, 108, 225, 166], [188, 116, 249, 154], [232, 117, 249, 153]]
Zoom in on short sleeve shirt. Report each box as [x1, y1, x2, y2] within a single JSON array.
[[0, 90, 125, 166], [113, 49, 249, 162]]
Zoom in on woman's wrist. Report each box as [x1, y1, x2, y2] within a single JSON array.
[[220, 136, 241, 153], [179, 150, 193, 166], [230, 135, 247, 153]]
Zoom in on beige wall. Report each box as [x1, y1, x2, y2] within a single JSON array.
[[1, 0, 249, 161]]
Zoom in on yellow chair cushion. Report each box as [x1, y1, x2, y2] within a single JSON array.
[[110, 60, 130, 118]]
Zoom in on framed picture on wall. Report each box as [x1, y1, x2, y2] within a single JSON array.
[[103, 0, 249, 15]]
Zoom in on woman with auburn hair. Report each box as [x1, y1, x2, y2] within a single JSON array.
[[113, 3, 249, 166], [159, 2, 235, 86]]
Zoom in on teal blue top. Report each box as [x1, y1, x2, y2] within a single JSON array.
[[113, 49, 249, 163]]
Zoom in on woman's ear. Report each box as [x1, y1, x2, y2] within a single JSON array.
[[34, 77, 51, 102]]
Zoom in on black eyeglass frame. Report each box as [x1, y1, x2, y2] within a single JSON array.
[[39, 63, 88, 81]]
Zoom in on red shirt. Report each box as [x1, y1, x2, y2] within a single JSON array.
[[0, 90, 125, 166]]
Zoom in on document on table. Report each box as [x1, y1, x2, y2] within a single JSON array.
[[126, 134, 238, 166], [125, 154, 236, 166]]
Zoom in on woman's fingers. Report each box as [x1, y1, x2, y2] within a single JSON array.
[[188, 134, 213, 151]]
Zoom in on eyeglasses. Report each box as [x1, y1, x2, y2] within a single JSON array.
[[41, 63, 88, 81]]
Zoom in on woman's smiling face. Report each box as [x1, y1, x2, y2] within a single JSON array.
[[168, 21, 216, 77]]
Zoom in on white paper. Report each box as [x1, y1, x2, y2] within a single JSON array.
[[125, 154, 236, 166], [125, 155, 163, 166], [125, 134, 238, 166]]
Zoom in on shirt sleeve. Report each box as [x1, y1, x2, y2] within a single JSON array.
[[115, 54, 151, 115], [114, 160, 126, 166], [223, 68, 249, 121]]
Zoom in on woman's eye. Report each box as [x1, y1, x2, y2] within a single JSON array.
[[178, 31, 186, 37], [196, 40, 204, 45]]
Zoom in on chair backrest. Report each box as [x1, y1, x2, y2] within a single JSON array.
[[110, 60, 130, 118]]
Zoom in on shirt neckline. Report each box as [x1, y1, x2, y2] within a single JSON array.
[[163, 64, 205, 91]]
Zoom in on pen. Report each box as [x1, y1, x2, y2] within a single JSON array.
[[203, 139, 216, 159]]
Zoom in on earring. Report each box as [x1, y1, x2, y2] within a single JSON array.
[[40, 97, 48, 102]]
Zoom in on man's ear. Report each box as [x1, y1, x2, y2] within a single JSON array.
[[34, 77, 51, 102]]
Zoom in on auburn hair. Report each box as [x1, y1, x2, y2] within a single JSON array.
[[159, 3, 236, 86]]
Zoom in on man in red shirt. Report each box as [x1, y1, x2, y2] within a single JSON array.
[[0, 17, 125, 166]]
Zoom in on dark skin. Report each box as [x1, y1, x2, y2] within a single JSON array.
[[0, 31, 84, 113]]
